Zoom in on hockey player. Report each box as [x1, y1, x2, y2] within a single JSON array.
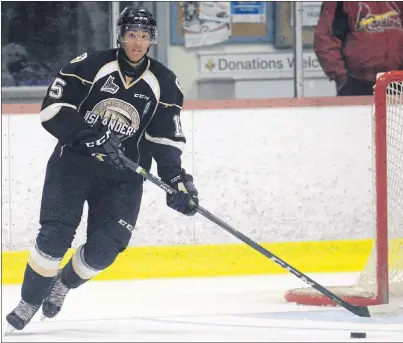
[[6, 7, 198, 331]]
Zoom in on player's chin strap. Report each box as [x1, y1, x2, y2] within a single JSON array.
[[118, 151, 403, 319]]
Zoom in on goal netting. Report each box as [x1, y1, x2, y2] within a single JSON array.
[[285, 71, 403, 306]]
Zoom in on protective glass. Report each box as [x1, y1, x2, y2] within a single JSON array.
[[118, 24, 158, 44]]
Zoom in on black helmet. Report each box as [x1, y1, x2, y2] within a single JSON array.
[[117, 7, 157, 45]]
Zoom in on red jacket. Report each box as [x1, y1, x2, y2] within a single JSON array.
[[314, 1, 403, 82]]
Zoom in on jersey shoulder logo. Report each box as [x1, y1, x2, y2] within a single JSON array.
[[101, 75, 119, 94], [70, 52, 88, 63]]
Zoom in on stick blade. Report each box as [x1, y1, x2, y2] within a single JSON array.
[[367, 302, 403, 317]]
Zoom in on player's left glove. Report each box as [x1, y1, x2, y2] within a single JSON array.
[[165, 169, 199, 216]]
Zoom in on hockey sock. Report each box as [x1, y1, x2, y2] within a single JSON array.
[[60, 245, 101, 289], [21, 245, 63, 305]]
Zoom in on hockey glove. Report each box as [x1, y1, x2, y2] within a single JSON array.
[[165, 169, 199, 216], [73, 124, 126, 170]]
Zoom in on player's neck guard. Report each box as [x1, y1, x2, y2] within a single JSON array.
[[117, 49, 147, 78]]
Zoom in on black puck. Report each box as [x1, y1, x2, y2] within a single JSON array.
[[350, 332, 366, 338]]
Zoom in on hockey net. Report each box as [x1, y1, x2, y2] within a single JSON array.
[[285, 71, 403, 306]]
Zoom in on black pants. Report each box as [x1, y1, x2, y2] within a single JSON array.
[[337, 76, 375, 96], [36, 145, 143, 269]]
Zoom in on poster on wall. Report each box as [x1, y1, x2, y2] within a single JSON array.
[[289, 1, 322, 27], [181, 1, 231, 48], [230, 1, 266, 23]]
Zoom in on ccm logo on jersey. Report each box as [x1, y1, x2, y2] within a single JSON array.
[[134, 93, 150, 101]]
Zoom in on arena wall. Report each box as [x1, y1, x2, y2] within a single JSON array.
[[1, 96, 376, 283]]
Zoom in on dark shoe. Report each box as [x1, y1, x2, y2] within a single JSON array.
[[6, 299, 41, 330], [42, 271, 70, 319]]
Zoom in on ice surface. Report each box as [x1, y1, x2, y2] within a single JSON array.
[[2, 273, 402, 342]]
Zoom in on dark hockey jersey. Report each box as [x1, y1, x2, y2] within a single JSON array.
[[40, 49, 185, 181]]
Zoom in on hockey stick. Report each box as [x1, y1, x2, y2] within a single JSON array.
[[119, 153, 402, 318]]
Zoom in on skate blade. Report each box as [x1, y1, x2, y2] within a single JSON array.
[[4, 324, 16, 335], [40, 313, 47, 321]]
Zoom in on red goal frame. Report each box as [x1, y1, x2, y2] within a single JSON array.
[[284, 71, 403, 306]]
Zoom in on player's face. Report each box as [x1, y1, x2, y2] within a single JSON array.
[[122, 29, 152, 63]]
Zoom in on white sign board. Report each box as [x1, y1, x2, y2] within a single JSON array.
[[199, 52, 325, 79], [230, 1, 266, 23], [290, 2, 322, 27]]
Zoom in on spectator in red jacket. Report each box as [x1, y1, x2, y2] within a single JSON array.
[[314, 1, 403, 96]]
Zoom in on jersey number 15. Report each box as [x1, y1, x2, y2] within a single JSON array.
[[49, 77, 67, 99]]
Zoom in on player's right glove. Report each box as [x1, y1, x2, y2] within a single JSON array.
[[72, 123, 126, 170], [164, 169, 199, 216]]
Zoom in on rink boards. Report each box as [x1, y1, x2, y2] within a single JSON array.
[[1, 96, 377, 284], [2, 239, 374, 284]]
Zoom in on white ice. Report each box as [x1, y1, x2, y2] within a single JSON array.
[[2, 272, 403, 342]]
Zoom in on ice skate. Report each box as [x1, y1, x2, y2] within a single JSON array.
[[4, 324, 15, 336], [6, 299, 41, 331], [41, 271, 70, 320]]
